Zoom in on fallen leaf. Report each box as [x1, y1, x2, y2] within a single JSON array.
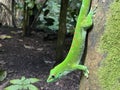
[[18, 39, 23, 42], [44, 60, 52, 64], [0, 35, 12, 40], [24, 45, 34, 49], [0, 44, 2, 47], [10, 31, 17, 34], [10, 31, 22, 34], [36, 48, 43, 51]]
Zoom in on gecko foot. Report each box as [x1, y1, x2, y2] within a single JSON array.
[[83, 67, 89, 78], [74, 65, 89, 78]]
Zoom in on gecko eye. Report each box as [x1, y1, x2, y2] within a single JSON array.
[[51, 75, 55, 78]]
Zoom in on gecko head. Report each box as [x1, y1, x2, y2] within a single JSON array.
[[47, 68, 62, 83]]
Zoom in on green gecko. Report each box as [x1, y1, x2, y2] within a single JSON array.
[[47, 0, 93, 83]]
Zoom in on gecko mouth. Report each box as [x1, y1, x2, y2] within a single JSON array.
[[47, 77, 59, 83]]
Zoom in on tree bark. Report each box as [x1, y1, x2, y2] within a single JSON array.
[[0, 0, 13, 26], [11, 0, 16, 27], [55, 0, 69, 65], [22, 1, 28, 36], [79, 0, 113, 90]]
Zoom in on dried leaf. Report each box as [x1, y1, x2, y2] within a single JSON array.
[[0, 44, 2, 47], [24, 45, 34, 49], [0, 35, 12, 40], [36, 48, 43, 51]]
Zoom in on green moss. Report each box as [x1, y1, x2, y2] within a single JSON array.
[[98, 0, 120, 90]]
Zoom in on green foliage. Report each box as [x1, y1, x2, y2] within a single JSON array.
[[27, 1, 35, 9], [98, 0, 120, 90], [38, 0, 80, 32], [15, 0, 43, 15], [15, 0, 81, 31], [67, 0, 81, 33], [38, 0, 60, 30], [5, 76, 40, 90], [0, 70, 7, 81], [15, 2, 24, 10]]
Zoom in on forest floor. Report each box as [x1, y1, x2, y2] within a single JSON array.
[[0, 27, 81, 90]]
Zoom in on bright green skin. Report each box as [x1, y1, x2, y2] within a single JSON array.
[[47, 0, 93, 83]]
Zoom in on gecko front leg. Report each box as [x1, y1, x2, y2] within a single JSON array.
[[73, 65, 89, 78], [82, 6, 98, 28], [82, 10, 93, 28]]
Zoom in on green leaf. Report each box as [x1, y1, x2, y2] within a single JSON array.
[[6, 77, 39, 90], [29, 78, 40, 83], [28, 10, 33, 15], [10, 79, 22, 84], [25, 78, 40, 84], [25, 0, 31, 3], [22, 85, 29, 90], [10, 76, 26, 84], [16, 2, 24, 9], [21, 76, 26, 81], [27, 85, 39, 90], [0, 70, 7, 81], [36, 4, 41, 9], [27, 2, 34, 9], [4, 85, 22, 90]]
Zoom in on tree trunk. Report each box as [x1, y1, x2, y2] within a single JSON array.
[[55, 0, 69, 65], [0, 0, 13, 26], [11, 0, 16, 28], [22, 1, 28, 36], [79, 0, 115, 90], [22, 1, 30, 36]]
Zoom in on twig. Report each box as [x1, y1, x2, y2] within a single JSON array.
[[30, 0, 48, 28]]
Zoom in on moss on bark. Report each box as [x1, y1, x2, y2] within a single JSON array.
[[98, 0, 120, 90]]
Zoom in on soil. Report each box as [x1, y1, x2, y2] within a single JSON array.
[[0, 27, 81, 90]]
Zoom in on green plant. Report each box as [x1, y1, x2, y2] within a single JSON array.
[[4, 76, 40, 90], [38, 0, 80, 32], [38, 0, 60, 30], [15, 0, 81, 33], [0, 70, 7, 81], [15, 0, 44, 35], [15, 0, 43, 13]]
